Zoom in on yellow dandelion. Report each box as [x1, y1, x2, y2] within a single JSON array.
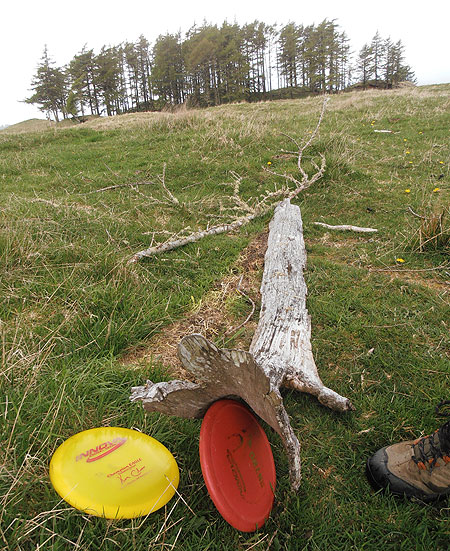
[[433, 187, 440, 192], [404, 189, 411, 193], [267, 161, 272, 165], [409, 161, 413, 164], [419, 131, 423, 135], [439, 161, 444, 165], [404, 138, 407, 142], [405, 151, 411, 154], [396, 258, 405, 263]]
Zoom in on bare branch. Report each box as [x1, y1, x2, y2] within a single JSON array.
[[279, 132, 301, 149], [89, 164, 180, 209], [129, 99, 330, 262], [226, 172, 257, 215], [299, 97, 329, 159], [87, 181, 158, 194], [370, 264, 448, 273], [159, 163, 180, 205], [408, 206, 426, 219], [103, 162, 120, 178], [314, 222, 378, 233], [128, 216, 254, 264]]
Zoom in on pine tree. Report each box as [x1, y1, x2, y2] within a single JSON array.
[[26, 47, 68, 121], [124, 42, 140, 110], [264, 24, 278, 93], [278, 23, 301, 91], [184, 23, 219, 106], [215, 21, 247, 104], [303, 24, 319, 92], [95, 46, 127, 115], [240, 21, 268, 97], [67, 47, 101, 116], [336, 31, 351, 90], [384, 39, 415, 86], [136, 35, 153, 108], [314, 19, 332, 92], [66, 90, 79, 119], [151, 33, 185, 105], [369, 31, 384, 84], [356, 44, 374, 87]]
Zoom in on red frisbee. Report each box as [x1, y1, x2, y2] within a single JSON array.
[[199, 399, 276, 532]]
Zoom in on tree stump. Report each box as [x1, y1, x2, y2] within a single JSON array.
[[130, 199, 353, 490]]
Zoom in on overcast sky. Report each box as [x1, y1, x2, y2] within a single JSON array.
[[1, 0, 449, 126]]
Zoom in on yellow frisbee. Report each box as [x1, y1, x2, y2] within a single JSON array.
[[49, 427, 179, 519]]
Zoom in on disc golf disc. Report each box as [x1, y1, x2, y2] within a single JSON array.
[[199, 399, 276, 532], [50, 427, 179, 519]]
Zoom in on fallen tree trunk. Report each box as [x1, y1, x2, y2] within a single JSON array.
[[250, 201, 354, 411], [131, 199, 353, 490]]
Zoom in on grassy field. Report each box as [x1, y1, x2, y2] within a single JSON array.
[[1, 85, 449, 550]]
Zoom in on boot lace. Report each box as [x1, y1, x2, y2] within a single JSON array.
[[412, 400, 450, 472]]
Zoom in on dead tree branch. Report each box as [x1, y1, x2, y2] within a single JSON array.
[[88, 181, 158, 193], [128, 99, 330, 263], [159, 163, 179, 205], [407, 206, 426, 219], [88, 164, 179, 207], [314, 222, 378, 233]]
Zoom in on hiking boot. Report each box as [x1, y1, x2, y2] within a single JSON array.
[[366, 401, 450, 502]]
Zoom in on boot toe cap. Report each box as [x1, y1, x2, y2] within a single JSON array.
[[366, 447, 423, 498], [366, 447, 390, 491]]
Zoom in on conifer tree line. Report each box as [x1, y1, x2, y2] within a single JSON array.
[[26, 20, 415, 122]]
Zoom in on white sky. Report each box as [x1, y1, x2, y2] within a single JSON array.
[[1, 0, 449, 126]]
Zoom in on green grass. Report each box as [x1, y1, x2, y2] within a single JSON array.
[[1, 85, 449, 550]]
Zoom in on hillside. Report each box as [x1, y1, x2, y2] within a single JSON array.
[[0, 85, 448, 551], [0, 116, 85, 134], [0, 117, 57, 133]]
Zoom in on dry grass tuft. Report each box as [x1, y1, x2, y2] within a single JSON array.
[[415, 205, 450, 252], [81, 108, 204, 132]]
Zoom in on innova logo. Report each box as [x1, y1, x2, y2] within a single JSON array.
[[76, 437, 127, 463]]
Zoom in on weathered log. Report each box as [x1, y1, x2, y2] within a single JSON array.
[[251, 200, 354, 412], [130, 199, 353, 490]]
